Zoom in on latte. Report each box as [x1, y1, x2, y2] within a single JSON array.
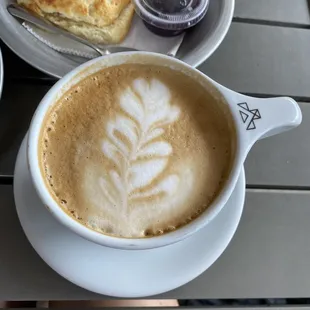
[[39, 63, 236, 238]]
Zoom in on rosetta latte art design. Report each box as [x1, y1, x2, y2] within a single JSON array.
[[84, 78, 193, 237]]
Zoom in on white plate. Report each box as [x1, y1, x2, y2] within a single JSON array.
[[0, 0, 234, 78], [14, 135, 245, 298]]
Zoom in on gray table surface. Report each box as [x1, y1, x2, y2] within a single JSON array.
[[1, 0, 310, 301]]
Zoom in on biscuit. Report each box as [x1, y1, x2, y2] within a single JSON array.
[[18, 0, 134, 44]]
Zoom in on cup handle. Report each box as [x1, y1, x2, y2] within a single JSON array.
[[228, 94, 302, 152]]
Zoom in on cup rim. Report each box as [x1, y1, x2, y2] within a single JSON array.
[[27, 51, 242, 250]]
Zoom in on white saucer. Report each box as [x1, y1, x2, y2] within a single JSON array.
[[14, 135, 245, 298]]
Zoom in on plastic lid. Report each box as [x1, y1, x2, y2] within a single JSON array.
[[133, 0, 209, 30]]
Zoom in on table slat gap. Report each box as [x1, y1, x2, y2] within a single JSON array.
[[233, 17, 310, 30]]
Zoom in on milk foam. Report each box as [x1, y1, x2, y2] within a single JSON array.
[[84, 78, 184, 237]]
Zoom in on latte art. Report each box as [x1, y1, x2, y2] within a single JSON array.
[[86, 78, 186, 236], [101, 78, 180, 195], [39, 63, 235, 238]]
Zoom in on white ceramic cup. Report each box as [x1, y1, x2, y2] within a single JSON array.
[[28, 52, 302, 250]]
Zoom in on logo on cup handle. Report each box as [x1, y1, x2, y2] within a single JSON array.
[[238, 102, 261, 130]]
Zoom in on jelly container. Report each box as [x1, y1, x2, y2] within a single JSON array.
[[133, 0, 209, 36]]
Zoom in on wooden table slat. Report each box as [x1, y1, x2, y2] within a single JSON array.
[[200, 23, 310, 98], [235, 0, 310, 25]]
